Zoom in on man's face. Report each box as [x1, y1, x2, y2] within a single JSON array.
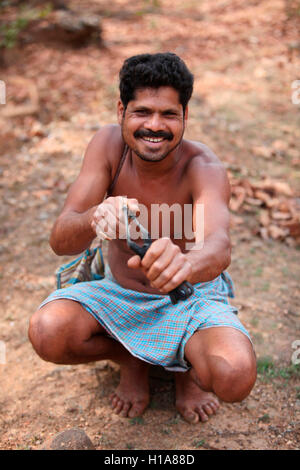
[[118, 86, 188, 162]]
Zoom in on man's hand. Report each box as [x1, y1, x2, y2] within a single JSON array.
[[91, 196, 139, 240], [127, 237, 193, 293]]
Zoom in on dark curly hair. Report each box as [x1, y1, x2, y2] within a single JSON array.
[[119, 52, 194, 112]]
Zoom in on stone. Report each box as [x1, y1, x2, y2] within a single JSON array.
[[40, 428, 95, 450]]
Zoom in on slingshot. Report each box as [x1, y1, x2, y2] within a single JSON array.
[[122, 205, 194, 305]]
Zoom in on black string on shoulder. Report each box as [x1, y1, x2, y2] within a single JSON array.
[[107, 144, 128, 196]]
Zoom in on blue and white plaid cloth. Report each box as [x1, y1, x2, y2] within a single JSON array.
[[39, 266, 251, 371]]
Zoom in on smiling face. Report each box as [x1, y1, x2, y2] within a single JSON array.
[[118, 86, 188, 162]]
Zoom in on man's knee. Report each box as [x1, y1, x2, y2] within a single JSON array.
[[211, 353, 257, 403], [28, 302, 76, 364]]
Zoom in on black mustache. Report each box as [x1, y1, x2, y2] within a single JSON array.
[[134, 130, 173, 141]]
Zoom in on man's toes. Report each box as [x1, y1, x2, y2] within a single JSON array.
[[110, 394, 119, 409], [176, 404, 199, 424], [209, 400, 219, 412], [196, 407, 209, 422], [184, 410, 199, 424], [110, 395, 117, 408], [128, 401, 146, 418], [111, 394, 125, 414], [202, 404, 214, 416], [115, 399, 127, 415], [120, 401, 131, 417]]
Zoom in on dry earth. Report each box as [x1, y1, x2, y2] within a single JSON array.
[[0, 0, 299, 450]]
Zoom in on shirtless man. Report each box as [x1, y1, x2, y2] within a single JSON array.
[[28, 53, 256, 423]]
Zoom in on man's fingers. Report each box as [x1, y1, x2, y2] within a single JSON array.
[[127, 255, 142, 269], [145, 247, 175, 282], [94, 198, 134, 239], [141, 238, 172, 269], [126, 198, 140, 215], [159, 262, 192, 293], [149, 255, 185, 289]]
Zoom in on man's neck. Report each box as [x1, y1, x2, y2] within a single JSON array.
[[129, 143, 183, 179]]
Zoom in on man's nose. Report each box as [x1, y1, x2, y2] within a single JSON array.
[[144, 113, 165, 132]]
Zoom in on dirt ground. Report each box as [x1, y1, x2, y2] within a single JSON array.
[[0, 0, 299, 450]]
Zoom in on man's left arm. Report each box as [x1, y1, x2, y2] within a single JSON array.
[[185, 156, 232, 283]]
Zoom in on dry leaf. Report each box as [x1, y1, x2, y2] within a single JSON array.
[[230, 186, 246, 211], [271, 211, 292, 220], [271, 181, 293, 197], [259, 210, 270, 227], [252, 146, 271, 159], [271, 140, 289, 153], [276, 200, 293, 213], [240, 179, 254, 197], [254, 190, 273, 206], [245, 197, 263, 206], [259, 227, 269, 240], [280, 218, 300, 239], [251, 178, 293, 197], [230, 214, 244, 227], [268, 224, 289, 240]]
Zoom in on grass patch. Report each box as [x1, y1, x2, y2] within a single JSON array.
[[160, 427, 171, 435], [259, 282, 270, 292], [254, 266, 263, 277], [257, 356, 275, 375], [258, 413, 270, 423], [257, 356, 300, 382], [252, 332, 264, 344], [250, 317, 259, 327], [168, 415, 181, 425], [129, 416, 145, 425], [126, 443, 135, 449], [0, 3, 52, 49], [193, 439, 205, 448]]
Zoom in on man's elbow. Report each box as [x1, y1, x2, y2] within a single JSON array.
[[49, 232, 63, 256], [211, 233, 231, 274], [49, 222, 66, 256], [222, 248, 231, 272], [221, 235, 231, 271]]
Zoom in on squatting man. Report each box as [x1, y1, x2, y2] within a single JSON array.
[[29, 53, 257, 423]]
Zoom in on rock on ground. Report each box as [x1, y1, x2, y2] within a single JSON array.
[[40, 428, 95, 450]]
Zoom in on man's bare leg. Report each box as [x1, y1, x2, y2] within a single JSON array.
[[28, 299, 150, 418], [175, 327, 256, 423]]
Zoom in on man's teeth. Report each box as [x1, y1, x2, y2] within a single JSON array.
[[143, 137, 164, 142]]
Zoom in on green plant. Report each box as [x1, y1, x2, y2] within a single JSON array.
[[257, 356, 300, 380], [258, 413, 270, 423], [285, 0, 300, 19], [0, 17, 29, 48], [129, 416, 145, 425], [257, 356, 275, 374], [193, 439, 205, 448], [126, 442, 135, 449], [0, 3, 52, 49]]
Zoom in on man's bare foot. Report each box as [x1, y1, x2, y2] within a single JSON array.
[[110, 358, 150, 418], [175, 370, 219, 423]]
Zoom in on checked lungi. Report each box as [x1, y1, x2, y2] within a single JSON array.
[[39, 266, 251, 371]]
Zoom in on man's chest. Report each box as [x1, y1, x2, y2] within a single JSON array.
[[110, 162, 193, 207], [112, 174, 194, 241]]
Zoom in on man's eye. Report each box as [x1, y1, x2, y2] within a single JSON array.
[[135, 110, 148, 115]]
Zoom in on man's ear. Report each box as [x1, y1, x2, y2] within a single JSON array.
[[117, 99, 125, 124]]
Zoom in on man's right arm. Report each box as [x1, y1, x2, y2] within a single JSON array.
[[49, 125, 116, 255]]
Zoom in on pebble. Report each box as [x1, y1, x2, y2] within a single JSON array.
[[40, 428, 95, 450]]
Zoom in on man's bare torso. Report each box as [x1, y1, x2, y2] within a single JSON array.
[[104, 125, 221, 294]]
